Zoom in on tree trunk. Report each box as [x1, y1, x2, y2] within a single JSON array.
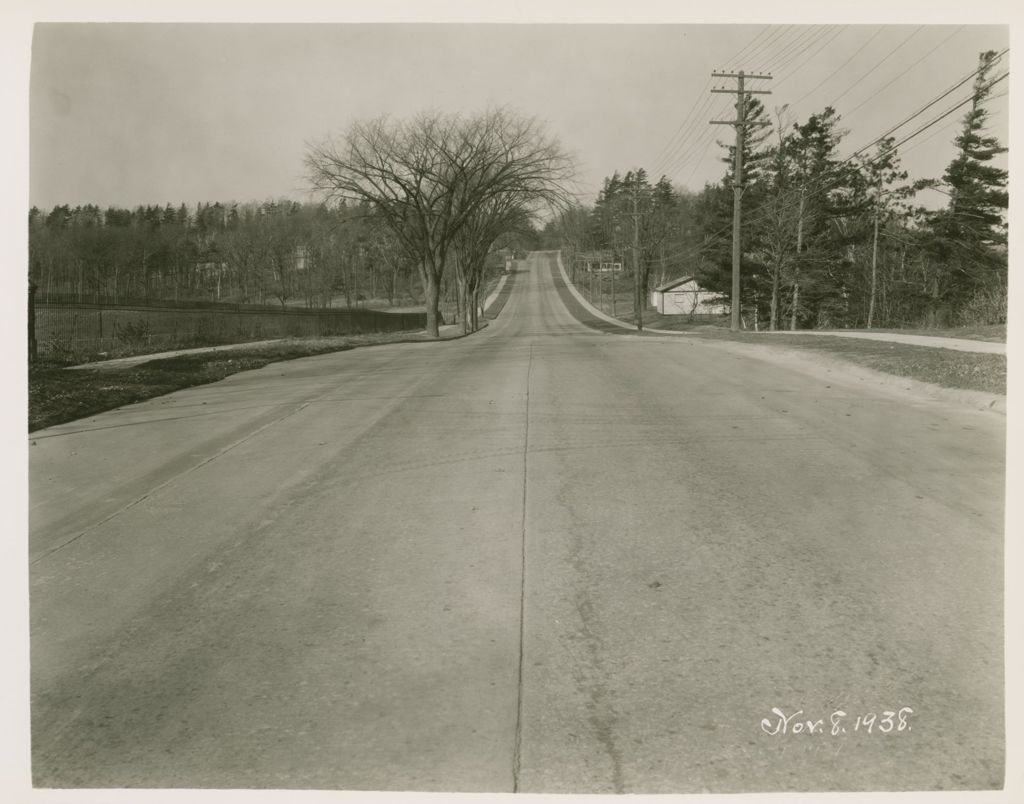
[[421, 264, 441, 338], [769, 261, 780, 331], [790, 282, 800, 331], [791, 190, 805, 331], [611, 268, 616, 317], [867, 212, 879, 329], [457, 277, 468, 335], [632, 190, 643, 332]]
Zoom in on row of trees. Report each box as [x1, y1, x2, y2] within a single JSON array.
[[30, 198, 450, 311], [551, 50, 1008, 330]]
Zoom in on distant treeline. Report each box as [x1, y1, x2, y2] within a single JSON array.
[[29, 198, 531, 309]]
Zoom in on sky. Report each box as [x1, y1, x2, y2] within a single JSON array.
[[26, 18, 1010, 213]]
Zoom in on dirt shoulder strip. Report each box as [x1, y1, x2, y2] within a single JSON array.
[[760, 329, 1006, 354]]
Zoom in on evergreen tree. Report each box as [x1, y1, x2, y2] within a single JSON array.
[[854, 138, 913, 328], [697, 95, 773, 326], [923, 50, 1008, 323]]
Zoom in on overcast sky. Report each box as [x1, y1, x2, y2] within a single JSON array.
[[28, 20, 1008, 212]]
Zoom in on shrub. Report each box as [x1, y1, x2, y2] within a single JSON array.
[[114, 318, 152, 348], [958, 283, 1008, 326]]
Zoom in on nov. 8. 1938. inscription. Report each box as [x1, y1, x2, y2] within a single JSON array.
[[761, 707, 914, 736]]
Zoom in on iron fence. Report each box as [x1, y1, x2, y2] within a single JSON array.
[[31, 294, 427, 362]]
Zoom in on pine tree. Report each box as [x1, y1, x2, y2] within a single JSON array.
[[781, 106, 860, 328], [925, 50, 1008, 323], [696, 95, 773, 325]]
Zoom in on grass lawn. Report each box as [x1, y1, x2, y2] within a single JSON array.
[[858, 324, 1006, 342], [699, 331, 1006, 396], [29, 333, 425, 432]]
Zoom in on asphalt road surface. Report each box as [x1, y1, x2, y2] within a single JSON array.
[[30, 251, 1005, 793]]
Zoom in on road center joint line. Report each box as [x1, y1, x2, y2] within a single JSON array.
[[512, 337, 534, 792]]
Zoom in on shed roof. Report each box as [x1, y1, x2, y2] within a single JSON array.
[[653, 276, 697, 292]]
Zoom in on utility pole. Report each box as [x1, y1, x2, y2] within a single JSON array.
[[611, 259, 616, 317], [867, 174, 883, 330], [711, 70, 771, 331], [631, 179, 642, 331]]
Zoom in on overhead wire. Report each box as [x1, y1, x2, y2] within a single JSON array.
[[727, 25, 795, 69], [865, 71, 1008, 166], [652, 93, 721, 177], [721, 25, 776, 68], [754, 26, 823, 72], [782, 25, 885, 96], [662, 98, 737, 180], [826, 25, 925, 108], [654, 24, 976, 206], [761, 26, 838, 74], [842, 26, 968, 120], [664, 25, 858, 188], [669, 24, 941, 197], [844, 53, 1007, 163], [651, 25, 804, 179], [653, 68, 1009, 266], [651, 26, 792, 178], [769, 26, 848, 80]]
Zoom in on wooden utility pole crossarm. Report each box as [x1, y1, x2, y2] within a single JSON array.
[[710, 70, 771, 331]]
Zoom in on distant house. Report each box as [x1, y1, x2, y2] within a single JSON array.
[[651, 277, 727, 316], [574, 250, 620, 273]]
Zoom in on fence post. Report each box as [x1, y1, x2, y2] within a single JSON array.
[[28, 280, 38, 363]]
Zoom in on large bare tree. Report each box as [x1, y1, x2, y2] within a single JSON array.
[[305, 108, 574, 336]]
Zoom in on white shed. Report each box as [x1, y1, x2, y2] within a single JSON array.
[[650, 277, 727, 316]]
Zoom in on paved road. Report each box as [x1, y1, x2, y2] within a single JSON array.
[[30, 252, 1005, 793]]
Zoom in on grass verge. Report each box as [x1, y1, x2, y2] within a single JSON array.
[[858, 324, 1006, 342], [698, 331, 1006, 396], [29, 332, 424, 432]]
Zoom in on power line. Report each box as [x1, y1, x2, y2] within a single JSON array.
[[762, 26, 840, 74], [669, 112, 733, 182], [663, 25, 862, 190], [731, 25, 796, 69], [826, 25, 925, 108], [653, 94, 724, 177], [783, 26, 885, 97], [650, 26, 782, 175], [653, 25, 841, 182], [724, 26, 776, 68], [770, 26, 848, 80], [868, 71, 1008, 166], [842, 27, 967, 120], [774, 25, 847, 85], [757, 26, 825, 72], [651, 26, 802, 178], [844, 53, 1007, 163], [655, 69, 1009, 267], [658, 93, 737, 178]]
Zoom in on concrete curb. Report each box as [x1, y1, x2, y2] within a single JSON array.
[[482, 272, 509, 313], [554, 252, 690, 336]]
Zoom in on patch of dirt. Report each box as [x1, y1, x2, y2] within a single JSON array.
[[695, 337, 1006, 415]]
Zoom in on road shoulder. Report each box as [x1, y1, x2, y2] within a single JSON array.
[[694, 336, 1006, 415]]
